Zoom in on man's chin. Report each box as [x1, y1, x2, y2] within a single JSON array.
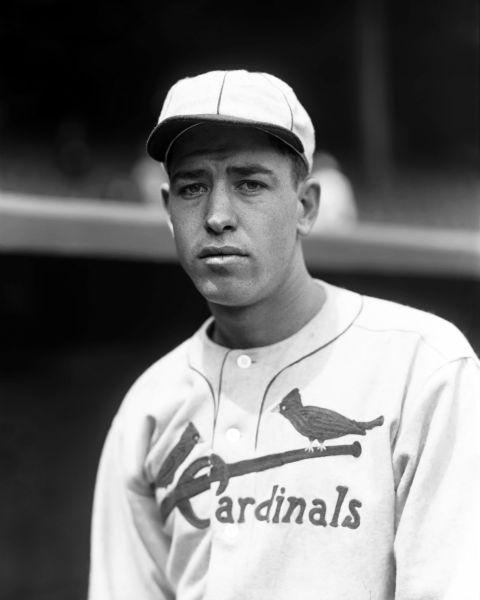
[[194, 278, 255, 309]]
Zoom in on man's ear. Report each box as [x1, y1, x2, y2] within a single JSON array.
[[296, 177, 321, 237], [161, 183, 175, 237]]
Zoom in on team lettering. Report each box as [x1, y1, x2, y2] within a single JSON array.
[[214, 484, 361, 528]]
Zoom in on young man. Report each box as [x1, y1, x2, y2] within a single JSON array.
[[89, 70, 480, 600]]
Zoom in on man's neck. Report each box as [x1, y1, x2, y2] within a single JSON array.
[[208, 275, 326, 349]]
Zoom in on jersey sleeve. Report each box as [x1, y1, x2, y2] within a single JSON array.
[[392, 356, 480, 599], [88, 414, 174, 600]]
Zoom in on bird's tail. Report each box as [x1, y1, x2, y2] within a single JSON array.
[[355, 415, 384, 431]]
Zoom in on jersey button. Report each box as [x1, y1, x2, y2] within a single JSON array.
[[236, 354, 252, 368], [226, 427, 241, 443]]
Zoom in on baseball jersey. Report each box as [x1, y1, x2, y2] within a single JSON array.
[[88, 280, 480, 600]]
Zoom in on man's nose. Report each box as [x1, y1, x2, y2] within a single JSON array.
[[204, 185, 237, 233]]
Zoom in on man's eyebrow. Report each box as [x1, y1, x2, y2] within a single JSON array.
[[170, 169, 209, 184], [227, 164, 275, 177], [171, 164, 277, 184]]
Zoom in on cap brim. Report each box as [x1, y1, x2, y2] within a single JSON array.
[[146, 114, 306, 165]]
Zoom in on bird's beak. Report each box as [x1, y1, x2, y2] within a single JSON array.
[[271, 404, 280, 413]]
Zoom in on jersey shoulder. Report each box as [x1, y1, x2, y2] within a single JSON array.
[[116, 336, 193, 420], [354, 293, 476, 363]]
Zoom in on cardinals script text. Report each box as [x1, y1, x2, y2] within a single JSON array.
[[214, 484, 361, 528]]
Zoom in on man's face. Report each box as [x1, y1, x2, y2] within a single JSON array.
[[163, 124, 313, 308]]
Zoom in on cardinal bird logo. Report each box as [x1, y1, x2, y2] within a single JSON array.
[[276, 388, 384, 451]]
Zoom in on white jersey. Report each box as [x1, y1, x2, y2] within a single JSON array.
[[89, 281, 480, 600]]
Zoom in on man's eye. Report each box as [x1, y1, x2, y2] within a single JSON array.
[[237, 180, 265, 194], [179, 183, 207, 198]]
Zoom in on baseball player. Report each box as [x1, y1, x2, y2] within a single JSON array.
[[88, 70, 480, 600]]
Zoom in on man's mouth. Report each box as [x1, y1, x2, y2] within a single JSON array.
[[198, 245, 248, 265], [198, 246, 247, 258]]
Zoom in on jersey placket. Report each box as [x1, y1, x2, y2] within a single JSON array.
[[206, 348, 271, 598]]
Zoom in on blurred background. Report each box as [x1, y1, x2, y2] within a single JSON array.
[[1, 1, 479, 598]]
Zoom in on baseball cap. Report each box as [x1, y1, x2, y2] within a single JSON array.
[[146, 70, 315, 172]]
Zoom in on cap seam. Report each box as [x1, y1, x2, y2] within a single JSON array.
[[216, 72, 228, 115]]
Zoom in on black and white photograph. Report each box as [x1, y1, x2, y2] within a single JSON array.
[[1, 1, 479, 599]]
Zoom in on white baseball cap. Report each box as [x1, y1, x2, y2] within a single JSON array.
[[146, 69, 315, 171]]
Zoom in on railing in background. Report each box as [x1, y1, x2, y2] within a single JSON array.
[[0, 191, 479, 278]]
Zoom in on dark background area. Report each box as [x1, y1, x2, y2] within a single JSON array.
[[0, 0, 479, 598]]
